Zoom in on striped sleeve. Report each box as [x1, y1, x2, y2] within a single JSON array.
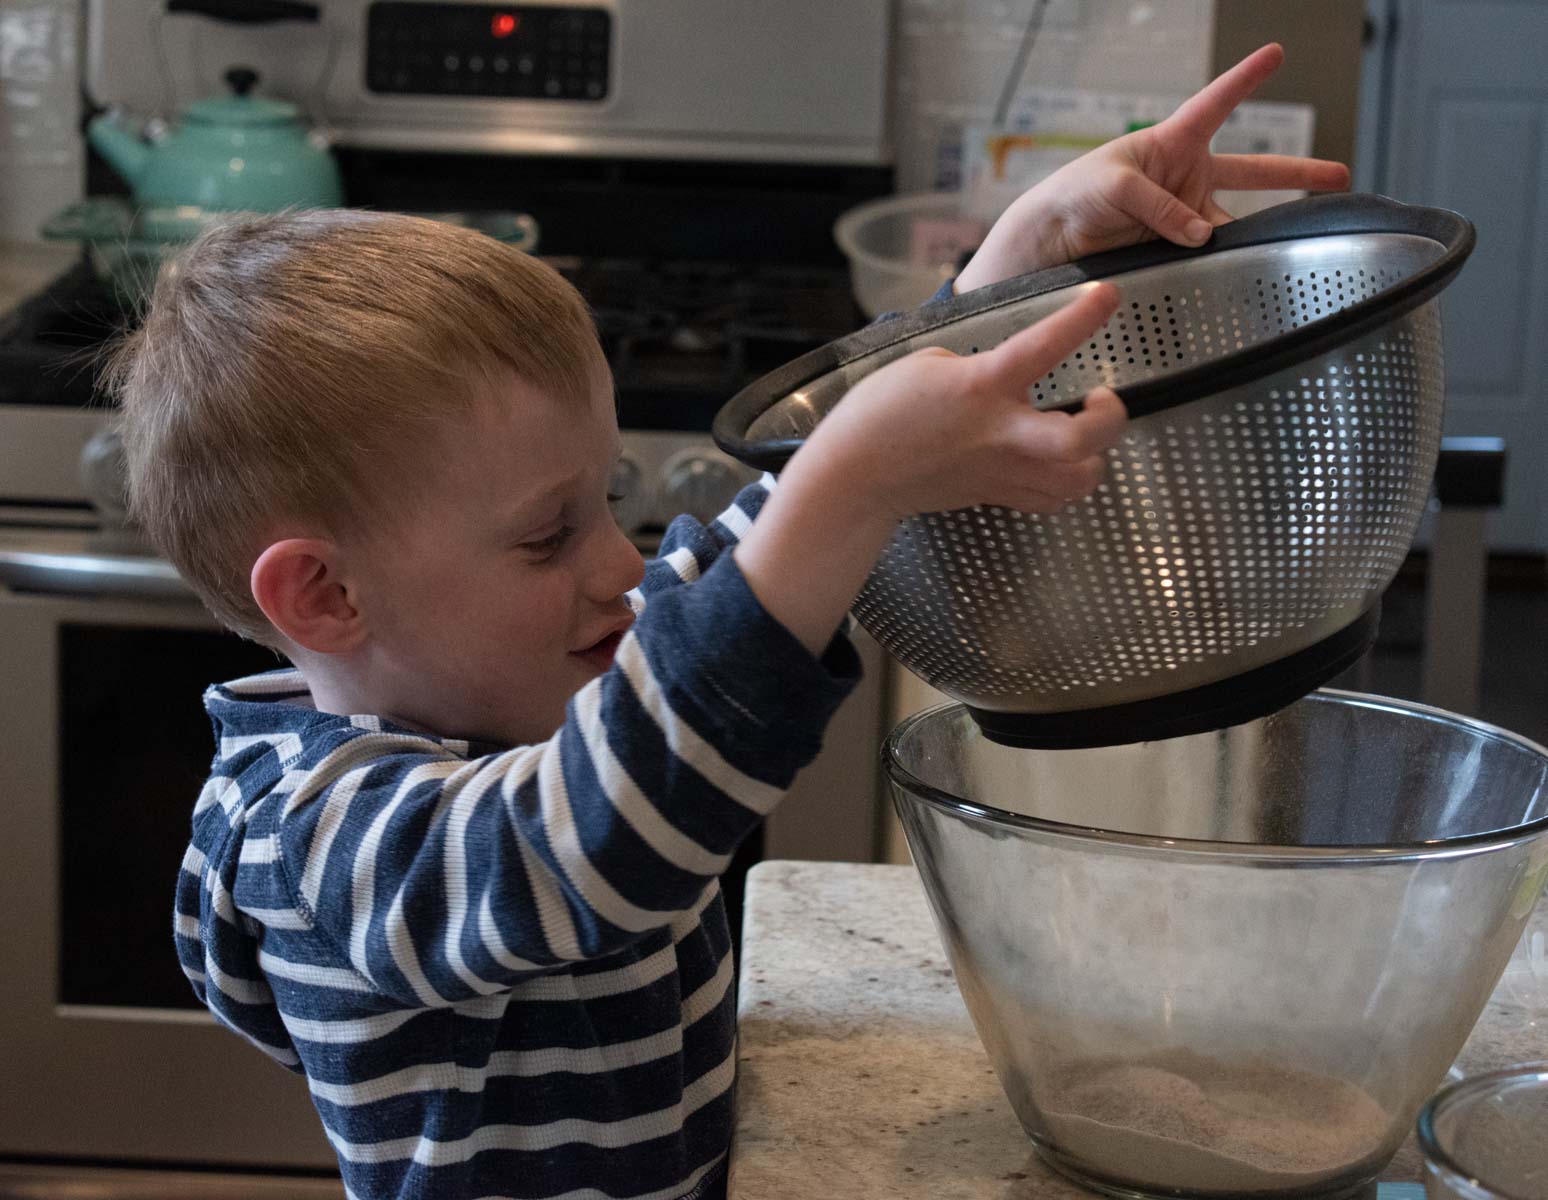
[[631, 473, 775, 603], [273, 548, 859, 1007]]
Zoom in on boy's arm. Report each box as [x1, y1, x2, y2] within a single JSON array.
[[735, 284, 1127, 656]]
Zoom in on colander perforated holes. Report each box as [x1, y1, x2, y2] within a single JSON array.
[[851, 286, 1447, 713]]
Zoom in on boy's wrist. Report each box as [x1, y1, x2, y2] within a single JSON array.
[[733, 443, 899, 659]]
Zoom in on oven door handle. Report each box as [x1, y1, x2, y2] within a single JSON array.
[[0, 548, 195, 603]]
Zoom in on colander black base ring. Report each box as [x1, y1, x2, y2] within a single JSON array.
[[966, 604, 1380, 749]]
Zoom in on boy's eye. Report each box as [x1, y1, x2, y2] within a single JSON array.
[[607, 491, 626, 504], [520, 526, 574, 558]]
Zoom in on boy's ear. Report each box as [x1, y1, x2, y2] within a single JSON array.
[[250, 539, 366, 655]]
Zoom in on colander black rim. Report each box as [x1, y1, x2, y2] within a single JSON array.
[[962, 605, 1380, 749], [881, 688, 1548, 862], [714, 193, 1476, 470]]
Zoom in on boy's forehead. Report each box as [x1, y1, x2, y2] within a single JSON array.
[[462, 366, 620, 488], [477, 359, 615, 423]]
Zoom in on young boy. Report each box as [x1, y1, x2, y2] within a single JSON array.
[[114, 45, 1344, 1200]]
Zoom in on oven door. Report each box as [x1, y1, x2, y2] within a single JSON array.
[[0, 565, 335, 1172]]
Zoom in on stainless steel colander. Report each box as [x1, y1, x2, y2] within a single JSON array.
[[714, 196, 1475, 746]]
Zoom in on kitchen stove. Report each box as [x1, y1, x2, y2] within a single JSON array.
[[550, 253, 864, 536], [571, 256, 860, 417], [0, 257, 118, 411]]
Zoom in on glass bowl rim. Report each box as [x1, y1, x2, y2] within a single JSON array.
[[1415, 1062, 1548, 1200], [882, 689, 1548, 862]]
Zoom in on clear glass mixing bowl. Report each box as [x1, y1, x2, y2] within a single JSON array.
[[885, 690, 1548, 1199], [1418, 1063, 1548, 1199]]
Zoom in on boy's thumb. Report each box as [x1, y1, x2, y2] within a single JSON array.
[[1127, 174, 1213, 246], [1077, 386, 1130, 448]]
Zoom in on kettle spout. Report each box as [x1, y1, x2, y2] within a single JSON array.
[[87, 113, 151, 189]]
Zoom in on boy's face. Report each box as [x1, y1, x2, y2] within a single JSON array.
[[346, 363, 646, 746]]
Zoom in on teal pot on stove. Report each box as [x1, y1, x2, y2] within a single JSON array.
[[55, 63, 534, 306], [87, 65, 344, 239]]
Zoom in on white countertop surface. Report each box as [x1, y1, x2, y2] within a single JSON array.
[[731, 860, 1546, 1199]]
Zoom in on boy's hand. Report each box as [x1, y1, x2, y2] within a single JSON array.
[[814, 282, 1127, 521], [734, 283, 1126, 656], [954, 44, 1351, 294]]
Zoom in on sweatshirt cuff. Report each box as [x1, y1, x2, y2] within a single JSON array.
[[870, 276, 958, 325]]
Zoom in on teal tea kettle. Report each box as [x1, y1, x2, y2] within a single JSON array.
[[88, 65, 344, 238]]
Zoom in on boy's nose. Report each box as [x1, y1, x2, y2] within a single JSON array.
[[589, 519, 646, 600]]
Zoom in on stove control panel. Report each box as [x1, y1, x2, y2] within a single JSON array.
[[367, 2, 611, 101], [613, 432, 759, 543]]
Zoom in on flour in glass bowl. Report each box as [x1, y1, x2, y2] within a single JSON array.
[[1039, 1047, 1394, 1193]]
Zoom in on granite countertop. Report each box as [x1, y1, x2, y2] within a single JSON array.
[[732, 860, 1547, 1199]]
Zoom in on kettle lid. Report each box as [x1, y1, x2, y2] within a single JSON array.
[[184, 67, 300, 127]]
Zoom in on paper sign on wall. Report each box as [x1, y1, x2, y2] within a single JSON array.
[[957, 89, 1315, 224]]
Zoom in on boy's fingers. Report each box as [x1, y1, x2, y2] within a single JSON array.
[[1165, 43, 1282, 143], [975, 282, 1122, 392], [1114, 171, 1213, 246], [1202, 198, 1235, 226], [1078, 385, 1128, 443], [1006, 395, 1125, 466], [1006, 450, 1115, 511], [1211, 153, 1351, 193], [1037, 386, 1128, 461]]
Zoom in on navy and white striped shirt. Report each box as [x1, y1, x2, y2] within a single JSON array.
[[174, 480, 861, 1199]]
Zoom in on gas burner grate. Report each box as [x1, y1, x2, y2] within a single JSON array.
[[0, 254, 865, 435], [0, 260, 128, 410], [548, 256, 862, 402]]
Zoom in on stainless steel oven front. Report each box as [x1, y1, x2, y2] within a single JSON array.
[[0, 538, 337, 1174]]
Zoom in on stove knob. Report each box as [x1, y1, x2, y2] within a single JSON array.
[[80, 420, 129, 527], [608, 456, 652, 535], [662, 449, 744, 526]]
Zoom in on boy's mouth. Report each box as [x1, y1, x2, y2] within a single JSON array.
[[573, 626, 629, 672]]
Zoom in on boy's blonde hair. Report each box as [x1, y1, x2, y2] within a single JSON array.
[[106, 209, 603, 646]]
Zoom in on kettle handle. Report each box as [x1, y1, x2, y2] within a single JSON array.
[[165, 0, 320, 23]]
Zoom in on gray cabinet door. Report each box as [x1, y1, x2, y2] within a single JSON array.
[[1364, 0, 1548, 551]]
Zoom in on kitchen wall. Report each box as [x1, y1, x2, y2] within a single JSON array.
[[892, 0, 1368, 198], [0, 0, 80, 242], [1211, 0, 1365, 166]]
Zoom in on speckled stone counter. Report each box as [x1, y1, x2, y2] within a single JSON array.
[[731, 861, 1547, 1199]]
